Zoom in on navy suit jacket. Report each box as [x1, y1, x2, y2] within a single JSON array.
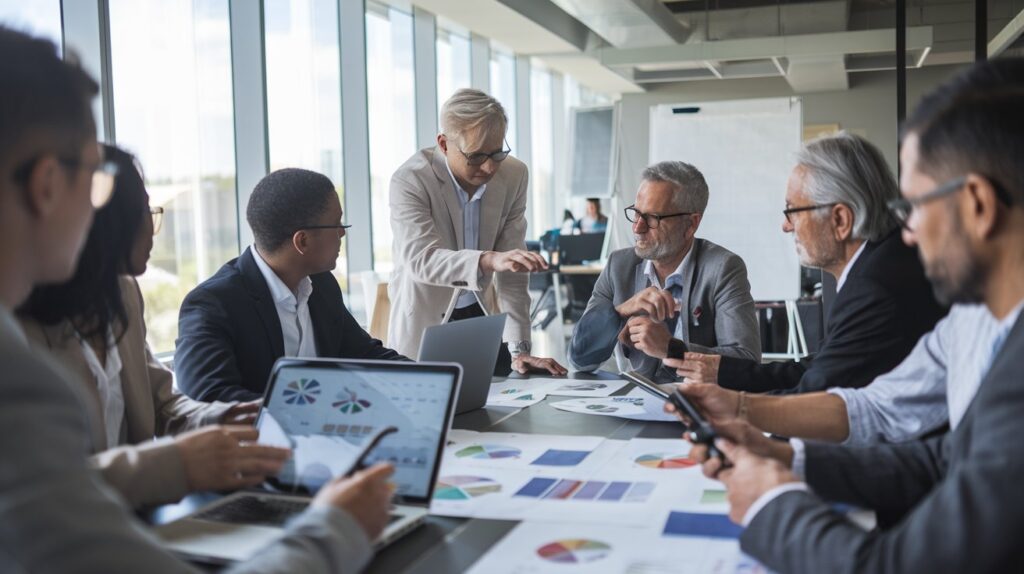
[[175, 247, 406, 402], [718, 229, 946, 393]]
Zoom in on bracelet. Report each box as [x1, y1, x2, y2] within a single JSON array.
[[736, 391, 749, 421]]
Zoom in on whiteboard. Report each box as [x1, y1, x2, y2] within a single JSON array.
[[569, 106, 615, 198], [649, 97, 802, 301]]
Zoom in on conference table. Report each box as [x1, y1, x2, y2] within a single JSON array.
[[152, 371, 688, 572]]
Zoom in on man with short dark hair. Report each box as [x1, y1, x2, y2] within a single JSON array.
[[0, 26, 393, 573], [568, 160, 761, 383], [685, 58, 1024, 574], [176, 168, 405, 402]]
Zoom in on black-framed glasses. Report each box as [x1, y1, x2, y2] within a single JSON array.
[[782, 202, 838, 224], [299, 223, 352, 235], [457, 139, 511, 166], [624, 206, 694, 229], [150, 206, 164, 235], [887, 176, 967, 231]]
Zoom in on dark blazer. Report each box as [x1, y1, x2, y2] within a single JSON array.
[[741, 310, 1024, 574], [175, 247, 406, 402], [718, 229, 945, 393]]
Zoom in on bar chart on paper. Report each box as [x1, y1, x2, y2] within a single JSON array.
[[515, 477, 656, 503]]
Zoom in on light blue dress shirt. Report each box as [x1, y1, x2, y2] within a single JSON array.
[[445, 159, 487, 309]]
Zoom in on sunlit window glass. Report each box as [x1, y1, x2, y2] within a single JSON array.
[[489, 47, 517, 153]]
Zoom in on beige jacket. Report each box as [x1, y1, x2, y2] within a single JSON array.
[[387, 146, 532, 357], [19, 276, 232, 508]]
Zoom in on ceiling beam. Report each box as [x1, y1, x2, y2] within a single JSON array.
[[988, 8, 1024, 57]]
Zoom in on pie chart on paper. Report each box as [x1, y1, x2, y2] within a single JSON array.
[[536, 539, 611, 564], [634, 453, 697, 469], [433, 476, 501, 500], [456, 444, 522, 460]]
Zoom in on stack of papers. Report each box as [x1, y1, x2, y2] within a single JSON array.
[[486, 377, 630, 408]]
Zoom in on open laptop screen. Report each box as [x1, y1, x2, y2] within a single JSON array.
[[257, 359, 459, 502]]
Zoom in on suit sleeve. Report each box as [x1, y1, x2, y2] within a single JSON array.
[[390, 170, 484, 289], [90, 437, 190, 509], [174, 288, 260, 402], [685, 253, 761, 361], [491, 168, 531, 343], [568, 257, 623, 372], [717, 356, 810, 392], [335, 292, 408, 362]]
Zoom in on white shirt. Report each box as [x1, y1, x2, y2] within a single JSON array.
[[444, 158, 487, 309], [252, 245, 319, 358], [77, 327, 125, 448], [835, 240, 867, 292]]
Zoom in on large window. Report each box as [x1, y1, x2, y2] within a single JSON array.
[[0, 0, 62, 51], [264, 0, 348, 291], [530, 65, 554, 237], [489, 47, 517, 154], [366, 2, 415, 273], [109, 0, 238, 353], [436, 27, 470, 121]]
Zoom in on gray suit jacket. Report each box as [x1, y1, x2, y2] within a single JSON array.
[[568, 239, 760, 382], [742, 311, 1024, 574], [0, 306, 372, 574]]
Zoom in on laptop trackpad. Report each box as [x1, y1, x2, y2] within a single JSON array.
[[158, 520, 281, 563]]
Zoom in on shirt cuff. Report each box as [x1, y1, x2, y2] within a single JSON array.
[[790, 438, 807, 480], [741, 482, 811, 527], [826, 387, 860, 446]]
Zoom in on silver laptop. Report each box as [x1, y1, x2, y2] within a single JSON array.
[[156, 358, 462, 564], [418, 313, 506, 414]]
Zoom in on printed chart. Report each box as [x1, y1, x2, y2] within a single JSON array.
[[434, 476, 502, 500], [635, 452, 697, 469], [536, 539, 611, 564], [516, 478, 656, 503], [456, 444, 523, 460]]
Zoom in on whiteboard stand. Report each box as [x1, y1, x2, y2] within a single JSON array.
[[762, 300, 810, 362]]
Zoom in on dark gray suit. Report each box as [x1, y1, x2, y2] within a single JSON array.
[[0, 307, 372, 573], [568, 239, 760, 382], [742, 310, 1024, 574]]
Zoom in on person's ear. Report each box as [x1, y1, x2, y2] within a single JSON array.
[[437, 133, 448, 154], [23, 155, 64, 218], [688, 213, 703, 237], [963, 173, 1000, 240], [832, 203, 854, 241], [292, 230, 309, 256]]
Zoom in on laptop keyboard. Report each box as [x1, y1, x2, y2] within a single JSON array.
[[195, 496, 310, 528], [195, 495, 408, 529]]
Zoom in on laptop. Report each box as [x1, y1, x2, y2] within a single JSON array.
[[156, 358, 462, 565], [418, 313, 506, 414]]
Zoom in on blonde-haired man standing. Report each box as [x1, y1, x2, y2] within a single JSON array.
[[388, 88, 565, 376]]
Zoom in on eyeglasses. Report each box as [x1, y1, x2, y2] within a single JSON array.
[[457, 139, 511, 166], [782, 202, 838, 224], [150, 207, 164, 235], [12, 147, 119, 209], [624, 206, 694, 229], [887, 176, 966, 231], [299, 223, 352, 236]]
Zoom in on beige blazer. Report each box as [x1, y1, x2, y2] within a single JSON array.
[[19, 276, 232, 508], [387, 146, 532, 358]]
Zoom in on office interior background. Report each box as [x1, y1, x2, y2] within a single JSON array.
[[3, 0, 1021, 358]]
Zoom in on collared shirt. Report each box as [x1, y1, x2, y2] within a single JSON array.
[[77, 327, 125, 448], [642, 246, 694, 339], [252, 245, 318, 358], [445, 158, 488, 309], [836, 240, 867, 292]]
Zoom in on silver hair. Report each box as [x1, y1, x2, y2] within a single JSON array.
[[440, 88, 508, 144], [797, 131, 899, 241], [640, 161, 710, 214]]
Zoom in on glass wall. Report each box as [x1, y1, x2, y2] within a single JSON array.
[[109, 0, 238, 353], [489, 47, 517, 153], [0, 0, 62, 51], [365, 1, 415, 273], [530, 65, 554, 238], [435, 27, 471, 124], [264, 0, 348, 291]]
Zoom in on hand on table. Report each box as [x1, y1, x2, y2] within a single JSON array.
[[175, 425, 290, 491], [512, 354, 568, 376], [614, 286, 679, 321], [312, 463, 396, 540], [663, 352, 721, 385], [220, 399, 262, 425]]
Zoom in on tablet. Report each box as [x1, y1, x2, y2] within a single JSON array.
[[621, 371, 722, 458]]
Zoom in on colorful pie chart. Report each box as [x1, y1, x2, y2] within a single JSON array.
[[282, 379, 321, 405], [456, 444, 522, 459], [433, 476, 501, 500], [536, 539, 611, 564], [634, 453, 697, 469]]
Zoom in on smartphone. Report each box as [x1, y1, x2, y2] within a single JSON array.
[[621, 370, 725, 461]]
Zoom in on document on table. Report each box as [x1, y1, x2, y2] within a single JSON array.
[[549, 388, 676, 421], [486, 377, 630, 408], [528, 377, 630, 397]]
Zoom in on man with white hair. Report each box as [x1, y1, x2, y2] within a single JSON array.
[[568, 161, 761, 383], [665, 133, 945, 394], [388, 88, 565, 375]]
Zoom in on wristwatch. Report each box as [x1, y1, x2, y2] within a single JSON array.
[[507, 340, 532, 357]]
